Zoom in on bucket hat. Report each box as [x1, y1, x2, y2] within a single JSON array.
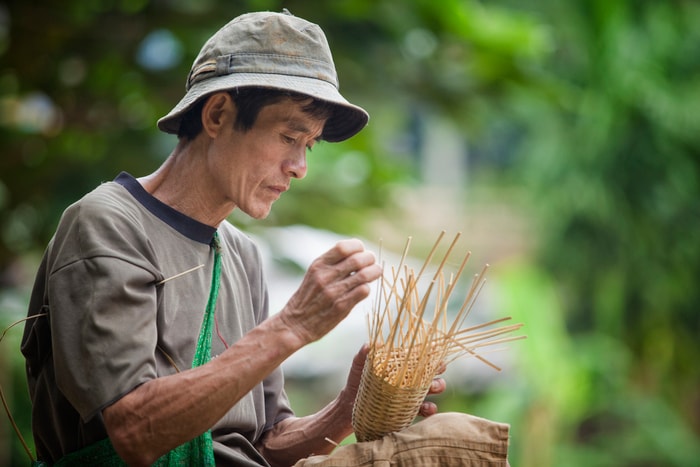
[[157, 10, 369, 142]]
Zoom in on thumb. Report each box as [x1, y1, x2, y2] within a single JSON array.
[[345, 344, 369, 394]]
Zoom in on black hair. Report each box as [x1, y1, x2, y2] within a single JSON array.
[[176, 87, 335, 141]]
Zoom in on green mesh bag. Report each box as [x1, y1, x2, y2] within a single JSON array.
[[52, 233, 222, 467]]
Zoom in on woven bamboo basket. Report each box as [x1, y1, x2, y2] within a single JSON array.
[[352, 232, 525, 443], [352, 346, 443, 442]]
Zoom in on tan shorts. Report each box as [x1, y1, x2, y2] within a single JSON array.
[[294, 412, 510, 466]]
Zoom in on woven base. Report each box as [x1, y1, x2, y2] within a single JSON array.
[[352, 348, 439, 442]]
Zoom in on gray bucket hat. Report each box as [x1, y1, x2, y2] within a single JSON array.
[[157, 10, 369, 142]]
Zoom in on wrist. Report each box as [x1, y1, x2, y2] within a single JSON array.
[[266, 312, 307, 353], [276, 308, 314, 348]]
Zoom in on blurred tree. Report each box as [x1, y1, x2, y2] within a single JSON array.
[[500, 0, 700, 465], [0, 1, 546, 465], [0, 0, 547, 280], [5, 0, 697, 466]]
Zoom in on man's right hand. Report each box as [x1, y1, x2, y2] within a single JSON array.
[[279, 239, 382, 345]]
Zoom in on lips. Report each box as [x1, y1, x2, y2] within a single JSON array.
[[269, 185, 288, 197]]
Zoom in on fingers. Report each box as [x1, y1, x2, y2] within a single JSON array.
[[418, 377, 446, 417], [319, 239, 381, 283], [428, 377, 446, 395], [280, 240, 381, 345], [435, 361, 447, 375], [320, 238, 366, 265], [419, 401, 439, 417], [355, 343, 370, 363], [348, 344, 369, 380], [317, 240, 382, 302], [343, 344, 370, 397]]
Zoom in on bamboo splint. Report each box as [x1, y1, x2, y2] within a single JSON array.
[[352, 232, 525, 442]]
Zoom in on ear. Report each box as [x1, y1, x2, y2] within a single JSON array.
[[201, 92, 235, 138]]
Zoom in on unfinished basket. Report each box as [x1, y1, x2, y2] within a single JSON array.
[[352, 231, 525, 443], [353, 346, 443, 442]]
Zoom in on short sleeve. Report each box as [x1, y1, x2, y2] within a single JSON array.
[[46, 192, 162, 421], [50, 255, 159, 421]]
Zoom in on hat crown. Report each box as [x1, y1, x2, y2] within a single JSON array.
[[157, 10, 368, 142], [186, 11, 338, 91]]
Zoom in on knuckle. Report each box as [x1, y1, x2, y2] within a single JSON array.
[[319, 287, 335, 302], [354, 267, 379, 285], [346, 254, 363, 270]]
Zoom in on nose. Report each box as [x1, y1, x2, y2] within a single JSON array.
[[285, 149, 308, 179]]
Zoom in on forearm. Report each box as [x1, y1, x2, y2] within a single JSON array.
[[256, 388, 356, 467], [103, 239, 381, 466], [103, 314, 303, 466]]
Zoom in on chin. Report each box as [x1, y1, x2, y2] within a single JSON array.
[[244, 206, 272, 220]]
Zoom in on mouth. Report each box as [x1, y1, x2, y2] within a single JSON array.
[[269, 185, 288, 197]]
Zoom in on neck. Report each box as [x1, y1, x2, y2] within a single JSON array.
[[139, 139, 235, 227]]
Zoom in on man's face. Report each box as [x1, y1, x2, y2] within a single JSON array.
[[208, 96, 326, 219]]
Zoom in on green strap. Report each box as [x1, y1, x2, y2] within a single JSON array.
[[193, 232, 222, 367], [54, 233, 222, 466], [153, 232, 221, 466]]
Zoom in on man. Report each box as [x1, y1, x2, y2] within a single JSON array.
[[21, 10, 510, 466]]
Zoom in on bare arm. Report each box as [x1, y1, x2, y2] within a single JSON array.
[[256, 346, 448, 467], [255, 346, 366, 465], [103, 239, 382, 466]]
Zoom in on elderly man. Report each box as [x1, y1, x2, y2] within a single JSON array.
[[22, 10, 510, 466]]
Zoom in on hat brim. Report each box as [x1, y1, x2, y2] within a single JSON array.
[[157, 73, 369, 142]]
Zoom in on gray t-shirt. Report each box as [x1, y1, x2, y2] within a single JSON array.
[[21, 172, 293, 466]]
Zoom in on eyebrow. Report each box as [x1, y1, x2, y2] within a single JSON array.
[[286, 118, 323, 141]]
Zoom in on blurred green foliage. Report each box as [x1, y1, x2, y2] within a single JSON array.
[[493, 1, 700, 465], [1, 0, 698, 466]]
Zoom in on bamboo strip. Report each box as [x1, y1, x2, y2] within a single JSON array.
[[353, 232, 526, 442]]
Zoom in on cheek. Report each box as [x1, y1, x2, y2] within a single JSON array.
[[208, 144, 234, 175]]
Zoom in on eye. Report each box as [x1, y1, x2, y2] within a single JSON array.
[[307, 137, 322, 153], [282, 135, 296, 144]]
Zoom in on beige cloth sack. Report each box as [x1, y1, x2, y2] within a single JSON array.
[[295, 412, 510, 467]]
